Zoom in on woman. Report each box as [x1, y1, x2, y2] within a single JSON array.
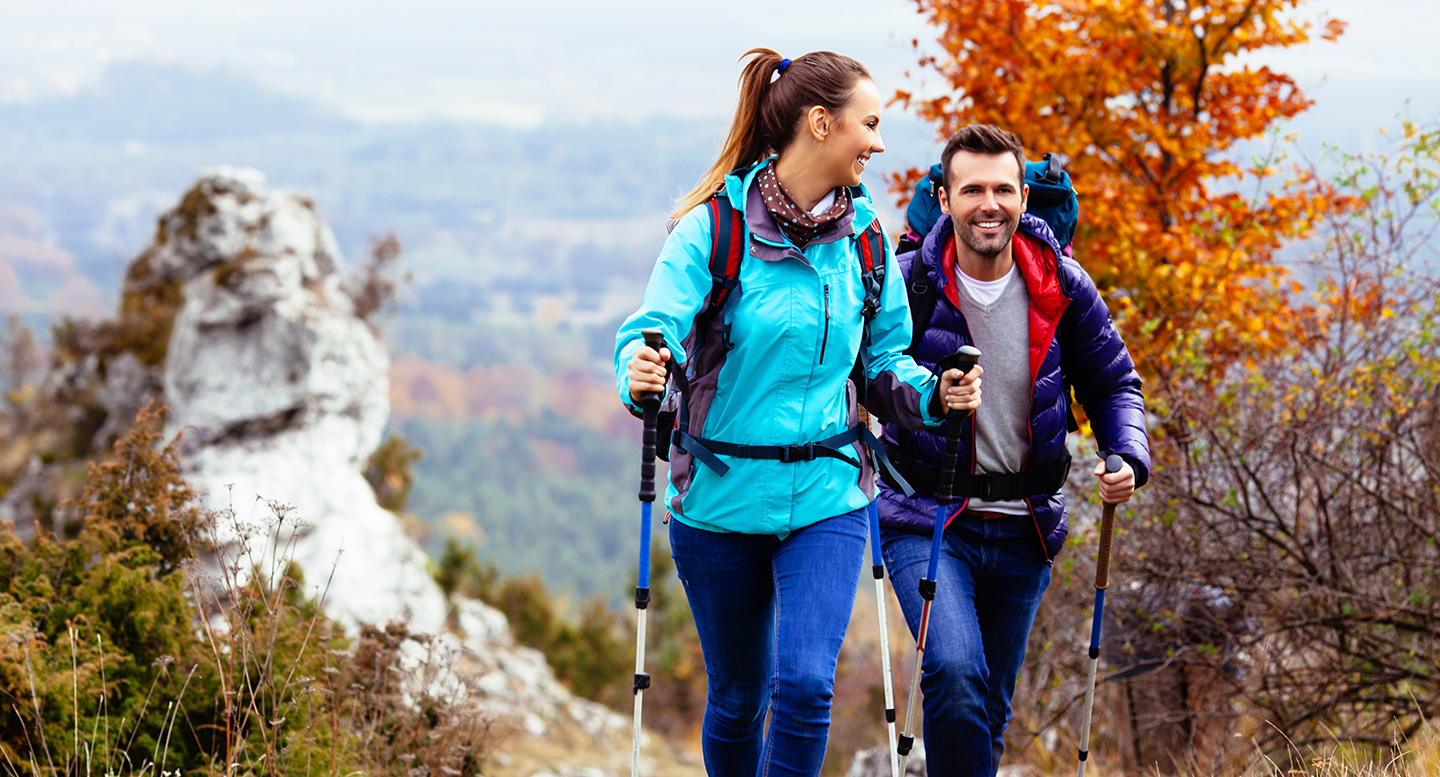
[[615, 48, 980, 776]]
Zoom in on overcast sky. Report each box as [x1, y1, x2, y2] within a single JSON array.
[[1, 0, 1436, 135]]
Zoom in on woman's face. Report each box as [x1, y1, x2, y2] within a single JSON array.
[[822, 78, 886, 188]]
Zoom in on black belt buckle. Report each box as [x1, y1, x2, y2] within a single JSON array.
[[780, 444, 816, 463], [976, 475, 994, 502]]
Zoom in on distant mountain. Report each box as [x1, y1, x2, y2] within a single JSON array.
[[0, 61, 355, 142]]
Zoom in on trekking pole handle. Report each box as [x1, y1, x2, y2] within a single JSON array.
[[935, 346, 981, 509], [1094, 454, 1124, 590], [640, 329, 667, 412], [638, 328, 668, 504]]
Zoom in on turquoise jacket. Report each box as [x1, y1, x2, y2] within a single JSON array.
[[615, 162, 940, 537]]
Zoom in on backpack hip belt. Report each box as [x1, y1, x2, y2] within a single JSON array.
[[675, 424, 914, 496], [674, 427, 863, 476], [878, 445, 1071, 502]]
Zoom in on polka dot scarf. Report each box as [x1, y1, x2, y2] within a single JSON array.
[[756, 161, 850, 249]]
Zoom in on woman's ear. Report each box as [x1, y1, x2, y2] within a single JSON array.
[[806, 105, 830, 142]]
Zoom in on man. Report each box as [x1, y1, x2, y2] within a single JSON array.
[[876, 124, 1150, 776]]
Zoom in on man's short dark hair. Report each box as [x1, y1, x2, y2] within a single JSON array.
[[940, 124, 1026, 190]]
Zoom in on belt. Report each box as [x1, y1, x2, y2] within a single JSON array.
[[879, 446, 1072, 501]]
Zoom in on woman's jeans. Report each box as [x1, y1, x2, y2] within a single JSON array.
[[880, 513, 1051, 777], [669, 506, 867, 777]]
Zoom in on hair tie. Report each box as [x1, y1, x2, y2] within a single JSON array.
[[778, 58, 792, 73]]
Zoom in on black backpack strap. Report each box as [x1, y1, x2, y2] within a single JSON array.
[[1046, 238, 1081, 435], [850, 219, 916, 497], [901, 244, 938, 357], [848, 219, 887, 389], [856, 220, 886, 353], [674, 195, 747, 440]]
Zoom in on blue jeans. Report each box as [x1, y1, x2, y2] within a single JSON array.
[[669, 507, 867, 777], [881, 514, 1051, 777]]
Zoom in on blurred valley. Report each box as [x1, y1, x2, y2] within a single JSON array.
[[0, 61, 736, 598]]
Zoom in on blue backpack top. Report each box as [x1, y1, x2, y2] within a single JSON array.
[[1023, 154, 1079, 248], [902, 153, 1080, 251]]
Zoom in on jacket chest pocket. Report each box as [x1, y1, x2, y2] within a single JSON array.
[[816, 267, 864, 365], [726, 277, 801, 356]]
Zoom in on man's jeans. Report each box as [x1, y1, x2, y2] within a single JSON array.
[[669, 506, 867, 777], [881, 513, 1051, 777]]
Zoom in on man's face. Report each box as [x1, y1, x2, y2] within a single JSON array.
[[940, 151, 1029, 261]]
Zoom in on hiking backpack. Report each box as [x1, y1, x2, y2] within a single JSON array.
[[655, 190, 913, 493]]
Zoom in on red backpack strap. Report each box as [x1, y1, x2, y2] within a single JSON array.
[[706, 195, 745, 317], [857, 218, 881, 274], [858, 219, 885, 322]]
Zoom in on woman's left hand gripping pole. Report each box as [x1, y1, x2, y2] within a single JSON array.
[[632, 327, 668, 777]]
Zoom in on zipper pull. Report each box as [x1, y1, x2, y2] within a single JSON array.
[[820, 284, 831, 364]]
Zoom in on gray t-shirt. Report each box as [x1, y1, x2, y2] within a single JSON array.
[[954, 265, 1031, 515]]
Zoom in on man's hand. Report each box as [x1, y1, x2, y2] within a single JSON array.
[[938, 364, 983, 415], [628, 345, 671, 402], [1094, 458, 1135, 504]]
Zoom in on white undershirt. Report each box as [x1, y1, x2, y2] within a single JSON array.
[[809, 189, 837, 216], [955, 263, 1016, 307]]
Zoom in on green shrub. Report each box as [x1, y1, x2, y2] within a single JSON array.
[[1, 406, 492, 777]]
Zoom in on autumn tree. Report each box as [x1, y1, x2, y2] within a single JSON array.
[[896, 0, 1347, 381]]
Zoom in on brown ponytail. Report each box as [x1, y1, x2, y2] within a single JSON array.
[[674, 48, 871, 217]]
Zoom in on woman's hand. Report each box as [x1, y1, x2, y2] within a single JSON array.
[[938, 364, 983, 415], [628, 344, 672, 402]]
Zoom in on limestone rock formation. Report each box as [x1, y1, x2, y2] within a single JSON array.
[[115, 167, 627, 747]]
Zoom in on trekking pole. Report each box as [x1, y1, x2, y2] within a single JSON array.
[[898, 345, 981, 774], [631, 328, 667, 777], [858, 407, 901, 777], [1077, 453, 1125, 777]]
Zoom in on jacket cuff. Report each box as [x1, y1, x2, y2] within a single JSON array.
[[922, 381, 944, 427]]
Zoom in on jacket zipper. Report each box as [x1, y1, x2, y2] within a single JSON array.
[[820, 284, 831, 364]]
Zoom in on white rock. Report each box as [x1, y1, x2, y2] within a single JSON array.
[[129, 167, 628, 744], [845, 741, 925, 777]]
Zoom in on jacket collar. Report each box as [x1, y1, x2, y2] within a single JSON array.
[[723, 159, 878, 260], [921, 213, 1072, 385], [920, 213, 1069, 315]]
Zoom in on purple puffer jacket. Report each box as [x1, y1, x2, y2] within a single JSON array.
[[876, 213, 1150, 561]]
